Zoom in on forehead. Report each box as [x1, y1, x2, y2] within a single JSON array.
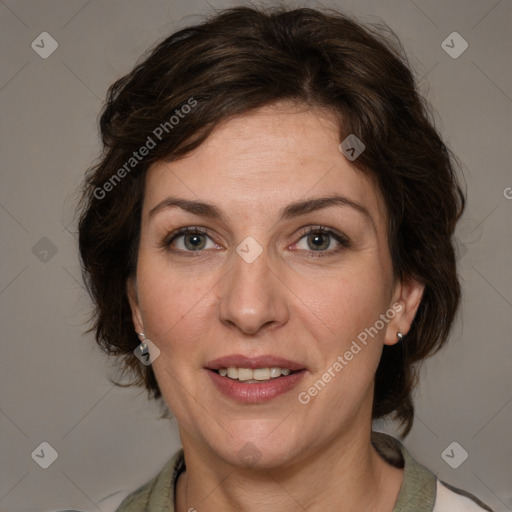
[[143, 102, 387, 229]]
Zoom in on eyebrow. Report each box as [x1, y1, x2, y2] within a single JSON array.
[[148, 194, 375, 230]]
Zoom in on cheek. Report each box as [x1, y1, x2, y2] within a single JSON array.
[[288, 259, 391, 402], [292, 257, 391, 339], [136, 255, 211, 346], [296, 275, 388, 415]]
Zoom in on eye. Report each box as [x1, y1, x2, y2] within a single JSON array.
[[163, 227, 219, 253], [161, 225, 350, 257], [293, 226, 350, 256]]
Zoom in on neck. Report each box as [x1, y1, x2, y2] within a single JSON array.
[[175, 429, 403, 512]]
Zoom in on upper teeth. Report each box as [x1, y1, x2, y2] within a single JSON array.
[[218, 367, 292, 381]]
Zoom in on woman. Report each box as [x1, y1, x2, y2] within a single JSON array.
[[77, 5, 493, 511]]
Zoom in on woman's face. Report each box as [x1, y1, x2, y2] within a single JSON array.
[[128, 102, 423, 468]]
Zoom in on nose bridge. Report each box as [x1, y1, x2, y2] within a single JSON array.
[[218, 236, 289, 334]]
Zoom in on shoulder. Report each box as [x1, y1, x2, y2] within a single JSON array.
[[371, 431, 494, 512], [115, 448, 185, 511], [113, 477, 156, 511], [434, 480, 494, 511]]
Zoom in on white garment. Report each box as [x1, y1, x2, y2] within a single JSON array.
[[434, 480, 492, 511]]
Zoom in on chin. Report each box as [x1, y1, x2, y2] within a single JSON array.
[[205, 427, 303, 470]]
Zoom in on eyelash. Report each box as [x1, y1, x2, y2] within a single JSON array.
[[160, 226, 350, 258]]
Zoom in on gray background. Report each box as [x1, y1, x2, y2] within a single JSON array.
[[0, 0, 511, 511]]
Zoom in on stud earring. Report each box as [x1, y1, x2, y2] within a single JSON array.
[[137, 332, 148, 351], [397, 332, 404, 341]]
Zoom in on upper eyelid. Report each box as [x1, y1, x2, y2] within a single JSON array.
[[296, 225, 342, 236]]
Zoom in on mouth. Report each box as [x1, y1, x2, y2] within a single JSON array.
[[205, 355, 306, 403]]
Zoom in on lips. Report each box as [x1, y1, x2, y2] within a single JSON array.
[[205, 354, 306, 403]]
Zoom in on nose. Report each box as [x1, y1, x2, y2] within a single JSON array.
[[218, 243, 290, 336]]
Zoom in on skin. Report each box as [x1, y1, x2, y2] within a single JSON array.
[[127, 101, 425, 512]]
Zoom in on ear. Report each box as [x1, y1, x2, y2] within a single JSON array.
[[126, 275, 144, 335], [384, 277, 425, 346]]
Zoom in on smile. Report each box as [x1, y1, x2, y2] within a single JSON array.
[[205, 354, 307, 403]]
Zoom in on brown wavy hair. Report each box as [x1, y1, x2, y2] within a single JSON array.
[[77, 5, 465, 437]]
